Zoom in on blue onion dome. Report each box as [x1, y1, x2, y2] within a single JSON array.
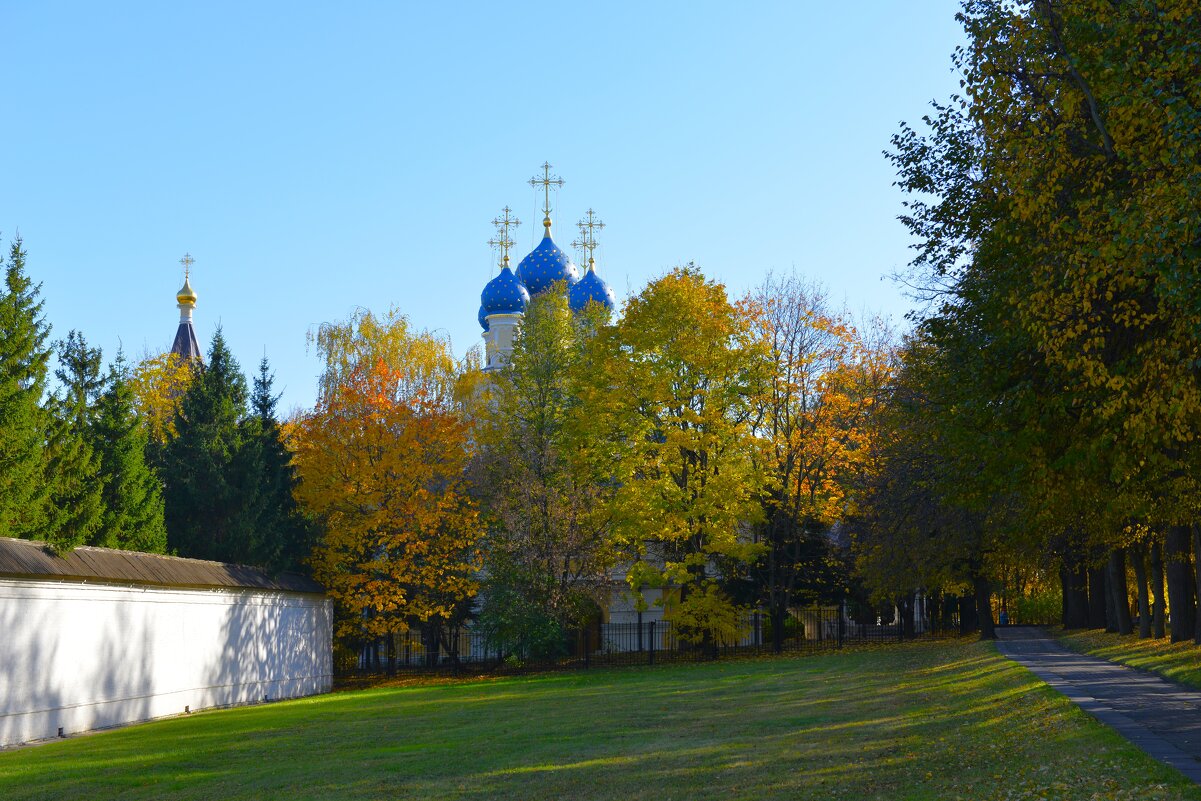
[[569, 259, 616, 313], [516, 219, 579, 296], [478, 305, 489, 332], [479, 260, 530, 328]]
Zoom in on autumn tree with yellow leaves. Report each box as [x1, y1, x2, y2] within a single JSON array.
[[741, 275, 895, 649], [294, 308, 480, 660], [126, 352, 195, 446], [873, 0, 1201, 639], [957, 0, 1201, 640], [581, 266, 768, 648]]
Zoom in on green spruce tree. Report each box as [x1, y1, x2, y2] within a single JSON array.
[[91, 353, 167, 552], [236, 357, 312, 573], [41, 330, 105, 550], [162, 327, 250, 562], [0, 237, 52, 539]]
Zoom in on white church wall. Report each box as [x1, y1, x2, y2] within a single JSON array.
[[0, 578, 332, 747]]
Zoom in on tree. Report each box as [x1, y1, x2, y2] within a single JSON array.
[[89, 354, 167, 552], [295, 308, 480, 653], [471, 287, 615, 657], [41, 330, 105, 550], [741, 274, 893, 650], [958, 1, 1201, 500], [126, 352, 195, 447], [161, 328, 251, 562], [853, 334, 1012, 641], [877, 1, 1201, 639], [0, 237, 52, 539], [583, 266, 767, 647], [234, 357, 312, 573]]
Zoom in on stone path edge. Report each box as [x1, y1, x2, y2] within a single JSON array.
[[995, 627, 1201, 785]]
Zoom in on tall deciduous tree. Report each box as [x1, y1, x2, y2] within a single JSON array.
[[295, 309, 480, 650], [877, 0, 1201, 637], [742, 274, 893, 649], [584, 266, 767, 646], [471, 287, 615, 657], [127, 352, 195, 447]]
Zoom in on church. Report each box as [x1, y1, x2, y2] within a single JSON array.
[[162, 164, 665, 658], [476, 163, 616, 369], [474, 163, 671, 638]]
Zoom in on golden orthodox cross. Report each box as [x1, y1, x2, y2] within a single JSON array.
[[488, 207, 520, 266], [528, 161, 564, 220], [180, 252, 195, 279], [573, 209, 604, 268]]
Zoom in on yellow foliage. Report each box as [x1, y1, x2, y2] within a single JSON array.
[[581, 266, 768, 616], [126, 352, 196, 444], [294, 316, 480, 641], [664, 584, 747, 647]]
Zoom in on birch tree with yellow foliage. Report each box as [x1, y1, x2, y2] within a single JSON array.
[[293, 308, 480, 660]]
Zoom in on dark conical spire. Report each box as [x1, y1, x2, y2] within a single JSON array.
[[170, 254, 202, 361]]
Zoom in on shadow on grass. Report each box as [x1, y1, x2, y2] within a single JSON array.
[[2, 639, 1198, 801]]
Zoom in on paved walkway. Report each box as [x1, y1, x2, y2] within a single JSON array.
[[996, 627, 1201, 783]]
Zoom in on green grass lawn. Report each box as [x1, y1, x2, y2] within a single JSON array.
[[1, 639, 1196, 801], [1054, 627, 1201, 689]]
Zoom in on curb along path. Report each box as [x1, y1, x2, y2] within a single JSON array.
[[996, 627, 1201, 784]]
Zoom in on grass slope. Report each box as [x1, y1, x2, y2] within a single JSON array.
[[1, 639, 1196, 801], [1055, 627, 1201, 689]]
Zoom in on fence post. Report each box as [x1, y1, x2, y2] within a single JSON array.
[[648, 621, 656, 666]]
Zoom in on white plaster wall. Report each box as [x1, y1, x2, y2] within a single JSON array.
[[0, 579, 332, 747]]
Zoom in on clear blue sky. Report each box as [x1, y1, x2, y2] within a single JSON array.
[[2, 1, 965, 414]]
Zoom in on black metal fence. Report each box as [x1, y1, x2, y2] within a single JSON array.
[[336, 606, 962, 678]]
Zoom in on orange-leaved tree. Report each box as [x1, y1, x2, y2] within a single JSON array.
[[742, 275, 894, 648], [294, 308, 480, 656]]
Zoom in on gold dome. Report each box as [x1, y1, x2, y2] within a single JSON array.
[[176, 274, 197, 306]]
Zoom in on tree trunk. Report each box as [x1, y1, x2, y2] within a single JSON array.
[[771, 605, 785, 654], [1165, 525, 1194, 642], [974, 575, 995, 640], [1107, 549, 1133, 635], [1087, 566, 1108, 628], [1151, 538, 1167, 638], [1062, 558, 1090, 629], [901, 592, 916, 638], [1131, 541, 1151, 639], [423, 623, 440, 668], [959, 592, 978, 634], [1102, 565, 1119, 632], [1193, 525, 1201, 645], [941, 592, 956, 631], [1059, 565, 1069, 626]]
